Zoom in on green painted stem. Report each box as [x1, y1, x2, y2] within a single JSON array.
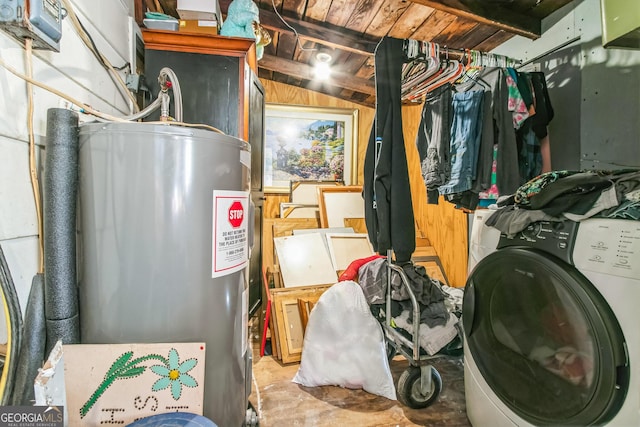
[[80, 353, 168, 418], [128, 354, 167, 367], [80, 375, 116, 418]]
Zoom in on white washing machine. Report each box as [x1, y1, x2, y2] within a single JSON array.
[[463, 211, 639, 426]]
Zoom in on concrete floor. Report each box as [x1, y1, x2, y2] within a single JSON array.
[[249, 340, 471, 427]]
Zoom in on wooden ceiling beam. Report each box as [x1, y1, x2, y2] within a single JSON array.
[[218, 0, 379, 56], [409, 0, 541, 39], [259, 54, 375, 96]]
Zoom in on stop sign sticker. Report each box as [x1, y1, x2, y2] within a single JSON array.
[[228, 201, 244, 228], [212, 190, 250, 278]]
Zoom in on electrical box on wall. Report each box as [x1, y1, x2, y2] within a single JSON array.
[[0, 0, 63, 51]]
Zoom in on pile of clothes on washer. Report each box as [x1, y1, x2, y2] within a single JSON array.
[[486, 168, 640, 236]]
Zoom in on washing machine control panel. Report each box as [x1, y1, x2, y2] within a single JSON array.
[[573, 218, 640, 280], [497, 220, 580, 264]]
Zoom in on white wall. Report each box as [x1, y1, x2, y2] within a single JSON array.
[[0, 0, 135, 332], [491, 0, 640, 170]]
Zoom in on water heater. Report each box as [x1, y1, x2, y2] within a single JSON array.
[[77, 122, 252, 426]]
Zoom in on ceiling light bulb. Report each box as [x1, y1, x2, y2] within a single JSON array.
[[314, 61, 331, 80], [316, 52, 332, 63]]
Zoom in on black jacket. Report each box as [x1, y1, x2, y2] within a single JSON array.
[[363, 37, 416, 263]]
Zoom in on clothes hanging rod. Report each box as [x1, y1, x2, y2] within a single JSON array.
[[517, 36, 581, 68], [403, 38, 520, 67], [439, 46, 521, 66]]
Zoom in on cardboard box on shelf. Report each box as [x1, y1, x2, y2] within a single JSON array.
[[179, 19, 219, 35], [177, 0, 222, 22]]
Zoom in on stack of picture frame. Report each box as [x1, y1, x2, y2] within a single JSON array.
[[261, 184, 449, 365], [279, 180, 343, 219]]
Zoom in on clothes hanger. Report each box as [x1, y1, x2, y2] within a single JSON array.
[[401, 42, 441, 100], [420, 47, 465, 94], [455, 50, 490, 91]]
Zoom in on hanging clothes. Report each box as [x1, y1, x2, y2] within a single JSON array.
[[529, 72, 554, 139], [415, 84, 453, 204], [363, 37, 416, 263], [438, 89, 485, 196], [515, 70, 555, 181], [471, 83, 496, 196], [491, 68, 522, 196]]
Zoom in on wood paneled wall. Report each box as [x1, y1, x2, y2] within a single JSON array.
[[402, 104, 469, 287], [261, 80, 468, 287]]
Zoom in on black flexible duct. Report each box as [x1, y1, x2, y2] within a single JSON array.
[[9, 273, 45, 405], [43, 108, 80, 355], [0, 244, 23, 405]]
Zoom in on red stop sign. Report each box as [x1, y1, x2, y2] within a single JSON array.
[[228, 201, 244, 228]]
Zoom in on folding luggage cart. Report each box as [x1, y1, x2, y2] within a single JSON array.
[[382, 251, 464, 409]]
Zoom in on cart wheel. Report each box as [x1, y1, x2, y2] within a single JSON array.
[[397, 366, 442, 409], [386, 341, 397, 361]]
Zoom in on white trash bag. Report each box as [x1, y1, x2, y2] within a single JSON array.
[[292, 280, 397, 400]]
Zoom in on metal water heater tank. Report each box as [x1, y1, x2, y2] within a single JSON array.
[[77, 122, 253, 426]]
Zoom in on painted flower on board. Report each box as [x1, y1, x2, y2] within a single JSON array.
[[150, 348, 198, 400]]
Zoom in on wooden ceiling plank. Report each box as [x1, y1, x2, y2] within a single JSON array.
[[258, 68, 274, 81], [304, 0, 333, 22], [364, 0, 412, 38], [410, 9, 457, 42], [259, 0, 284, 11], [409, 0, 541, 39], [452, 24, 501, 51], [339, 52, 369, 75], [354, 56, 375, 80], [293, 39, 317, 62], [364, 94, 376, 106], [255, 5, 380, 55], [441, 23, 483, 48], [325, 0, 359, 28], [352, 92, 370, 103], [340, 88, 356, 99], [276, 32, 298, 60], [283, 0, 307, 19], [287, 76, 304, 87], [387, 4, 436, 39], [259, 54, 375, 95], [432, 16, 479, 48], [344, 0, 385, 34], [471, 29, 515, 52], [272, 72, 290, 88]]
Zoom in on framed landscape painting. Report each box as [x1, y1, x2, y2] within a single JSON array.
[[263, 104, 358, 193]]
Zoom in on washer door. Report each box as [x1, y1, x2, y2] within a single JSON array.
[[463, 247, 629, 426]]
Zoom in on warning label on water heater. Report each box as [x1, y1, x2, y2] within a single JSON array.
[[212, 190, 249, 278]]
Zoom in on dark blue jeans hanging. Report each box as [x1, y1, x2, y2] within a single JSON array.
[[439, 89, 484, 195]]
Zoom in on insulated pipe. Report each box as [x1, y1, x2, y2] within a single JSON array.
[[43, 108, 80, 355]]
